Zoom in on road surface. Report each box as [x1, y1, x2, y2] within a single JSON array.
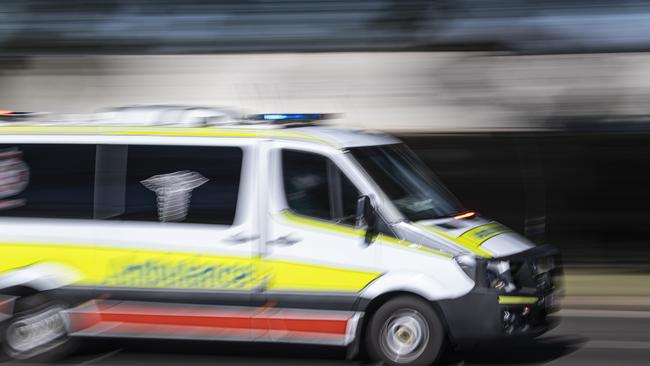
[[12, 309, 650, 365]]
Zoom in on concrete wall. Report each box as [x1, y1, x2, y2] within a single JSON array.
[[2, 52, 650, 130]]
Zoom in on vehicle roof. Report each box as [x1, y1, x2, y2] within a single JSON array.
[[0, 124, 400, 149]]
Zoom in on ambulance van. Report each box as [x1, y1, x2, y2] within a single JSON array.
[[0, 108, 559, 366]]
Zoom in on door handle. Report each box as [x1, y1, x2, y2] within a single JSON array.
[[224, 233, 260, 244], [267, 234, 302, 246]]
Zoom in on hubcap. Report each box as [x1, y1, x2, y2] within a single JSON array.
[[379, 309, 429, 363], [5, 306, 67, 357]]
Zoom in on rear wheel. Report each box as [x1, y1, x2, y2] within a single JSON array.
[[365, 296, 445, 366], [0, 293, 74, 361]]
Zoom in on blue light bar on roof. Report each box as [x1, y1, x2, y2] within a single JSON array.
[[248, 113, 336, 123], [264, 114, 321, 121], [255, 113, 323, 121]]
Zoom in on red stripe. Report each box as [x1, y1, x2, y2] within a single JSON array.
[[99, 312, 348, 335], [253, 317, 347, 335]]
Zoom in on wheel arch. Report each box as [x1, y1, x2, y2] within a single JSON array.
[[0, 262, 81, 294], [357, 291, 453, 355], [362, 290, 448, 323], [354, 290, 456, 364]]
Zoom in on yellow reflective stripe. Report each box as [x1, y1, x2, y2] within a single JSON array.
[[416, 224, 494, 258], [265, 259, 380, 292], [280, 211, 452, 258], [116, 128, 259, 138], [270, 130, 334, 146], [0, 126, 108, 135], [279, 210, 362, 237], [458, 223, 511, 245], [0, 126, 335, 146], [453, 237, 495, 258], [0, 242, 261, 290], [0, 241, 379, 293], [498, 296, 538, 305]]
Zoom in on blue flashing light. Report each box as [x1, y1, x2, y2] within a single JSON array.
[[246, 113, 338, 124], [259, 114, 323, 121]]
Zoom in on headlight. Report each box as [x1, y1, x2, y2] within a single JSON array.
[[486, 260, 517, 293], [454, 254, 477, 280]]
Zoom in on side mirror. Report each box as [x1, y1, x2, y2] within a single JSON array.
[[355, 195, 377, 245]]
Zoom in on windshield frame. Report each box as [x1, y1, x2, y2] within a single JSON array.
[[347, 143, 465, 222]]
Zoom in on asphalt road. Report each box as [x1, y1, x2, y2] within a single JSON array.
[[14, 310, 650, 366]]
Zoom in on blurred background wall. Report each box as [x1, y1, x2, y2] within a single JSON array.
[[5, 52, 650, 129]]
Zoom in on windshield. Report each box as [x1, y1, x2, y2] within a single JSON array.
[[349, 144, 464, 221]]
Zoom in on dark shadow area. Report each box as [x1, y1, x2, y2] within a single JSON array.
[[399, 130, 650, 265], [58, 338, 351, 365], [440, 335, 586, 365]]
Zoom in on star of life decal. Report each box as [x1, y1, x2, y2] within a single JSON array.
[[0, 148, 29, 210], [141, 170, 209, 222]]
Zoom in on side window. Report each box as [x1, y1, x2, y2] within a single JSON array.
[[0, 143, 243, 225], [282, 150, 360, 225], [96, 145, 243, 225], [0, 144, 96, 219]]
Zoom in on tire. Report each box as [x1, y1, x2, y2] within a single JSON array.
[[365, 296, 445, 366], [0, 293, 75, 362]]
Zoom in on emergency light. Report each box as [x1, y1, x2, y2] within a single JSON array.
[[247, 113, 336, 123]]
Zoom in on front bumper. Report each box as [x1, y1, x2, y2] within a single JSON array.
[[438, 244, 561, 349], [438, 288, 557, 349]]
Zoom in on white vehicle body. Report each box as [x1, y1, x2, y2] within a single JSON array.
[[0, 111, 559, 361]]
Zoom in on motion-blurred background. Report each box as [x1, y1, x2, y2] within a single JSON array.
[[2, 1, 650, 363]]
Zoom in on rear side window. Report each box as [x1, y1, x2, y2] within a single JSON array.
[[0, 144, 96, 219], [282, 150, 360, 225], [0, 143, 243, 225], [96, 145, 243, 225]]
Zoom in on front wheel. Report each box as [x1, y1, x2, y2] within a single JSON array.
[[365, 296, 445, 366]]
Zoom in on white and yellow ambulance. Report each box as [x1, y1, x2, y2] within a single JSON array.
[[0, 107, 558, 366]]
